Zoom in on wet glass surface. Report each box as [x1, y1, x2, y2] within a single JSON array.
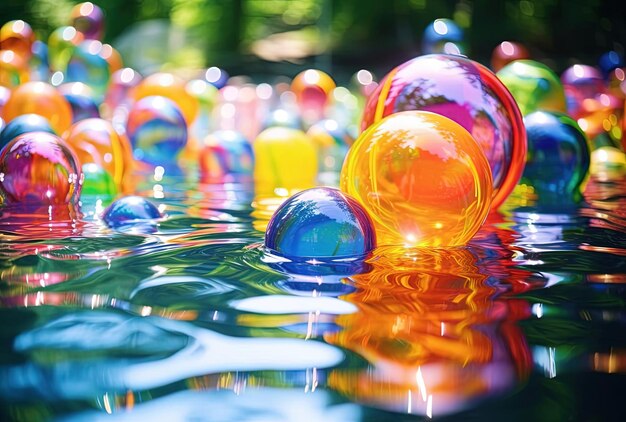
[[0, 170, 625, 421]]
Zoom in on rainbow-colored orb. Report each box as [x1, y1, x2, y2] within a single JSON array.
[[0, 132, 81, 205], [102, 196, 162, 229]]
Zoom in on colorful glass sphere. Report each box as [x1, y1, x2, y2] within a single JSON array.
[[496, 60, 567, 116], [0, 20, 36, 58], [48, 26, 84, 73], [70, 2, 105, 40], [0, 132, 81, 205], [0, 49, 29, 87], [199, 130, 253, 182], [491, 41, 530, 72], [102, 196, 162, 229], [306, 119, 352, 180], [2, 82, 73, 134], [362, 54, 525, 210], [65, 40, 111, 101], [80, 162, 116, 197], [422, 18, 466, 56], [0, 114, 55, 150], [100, 43, 123, 74], [599, 51, 623, 79], [341, 111, 493, 247], [253, 127, 317, 193], [126, 95, 188, 166], [58, 82, 101, 123], [561, 64, 605, 119], [265, 187, 376, 259], [134, 72, 199, 125], [521, 111, 590, 201], [29, 40, 49, 82], [103, 67, 142, 117], [291, 69, 336, 123], [63, 118, 133, 191]]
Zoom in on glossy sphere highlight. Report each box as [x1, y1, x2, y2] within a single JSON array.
[[341, 111, 493, 247], [70, 2, 105, 40], [491, 41, 530, 72], [63, 118, 132, 190], [0, 114, 54, 150], [134, 73, 199, 125], [0, 20, 35, 58], [253, 127, 317, 193], [362, 54, 525, 210], [0, 132, 81, 205], [291, 69, 336, 122], [199, 130, 253, 182], [496, 60, 567, 116], [126, 96, 188, 166], [102, 196, 161, 229], [48, 26, 84, 73], [521, 111, 590, 200], [2, 82, 73, 134], [265, 187, 376, 259]]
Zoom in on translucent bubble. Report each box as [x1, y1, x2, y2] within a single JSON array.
[[0, 114, 54, 150], [265, 187, 376, 259], [70, 2, 105, 40], [102, 195, 162, 229], [65, 40, 111, 101], [0, 20, 36, 59], [496, 59, 567, 116], [58, 82, 101, 123], [199, 130, 253, 183], [362, 54, 526, 210], [341, 111, 493, 247], [422, 18, 466, 56], [491, 41, 530, 72], [2, 81, 73, 134], [80, 162, 116, 198], [63, 118, 133, 192], [134, 72, 199, 125], [126, 96, 187, 167], [521, 111, 590, 202], [253, 127, 317, 194], [0, 132, 82, 205]]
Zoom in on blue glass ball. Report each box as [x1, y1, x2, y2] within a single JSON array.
[[126, 95, 188, 167], [422, 18, 466, 55], [102, 196, 162, 229], [521, 111, 590, 201], [0, 114, 55, 151], [265, 187, 376, 259]]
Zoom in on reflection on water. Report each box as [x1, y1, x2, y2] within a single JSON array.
[[0, 173, 625, 420]]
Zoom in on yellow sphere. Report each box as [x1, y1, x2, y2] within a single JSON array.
[[253, 127, 318, 194], [340, 111, 493, 247]]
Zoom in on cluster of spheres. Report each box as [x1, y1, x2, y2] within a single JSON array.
[[0, 7, 624, 261]]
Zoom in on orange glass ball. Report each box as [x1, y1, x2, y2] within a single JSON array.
[[340, 111, 493, 247], [134, 72, 199, 125], [2, 82, 73, 134], [0, 20, 36, 59], [0, 50, 29, 87], [63, 118, 133, 191]]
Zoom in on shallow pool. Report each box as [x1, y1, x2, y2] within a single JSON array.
[[0, 171, 625, 421]]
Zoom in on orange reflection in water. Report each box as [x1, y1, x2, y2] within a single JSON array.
[[326, 246, 533, 417]]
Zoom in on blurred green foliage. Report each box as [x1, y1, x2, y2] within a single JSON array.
[[1, 0, 624, 80]]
